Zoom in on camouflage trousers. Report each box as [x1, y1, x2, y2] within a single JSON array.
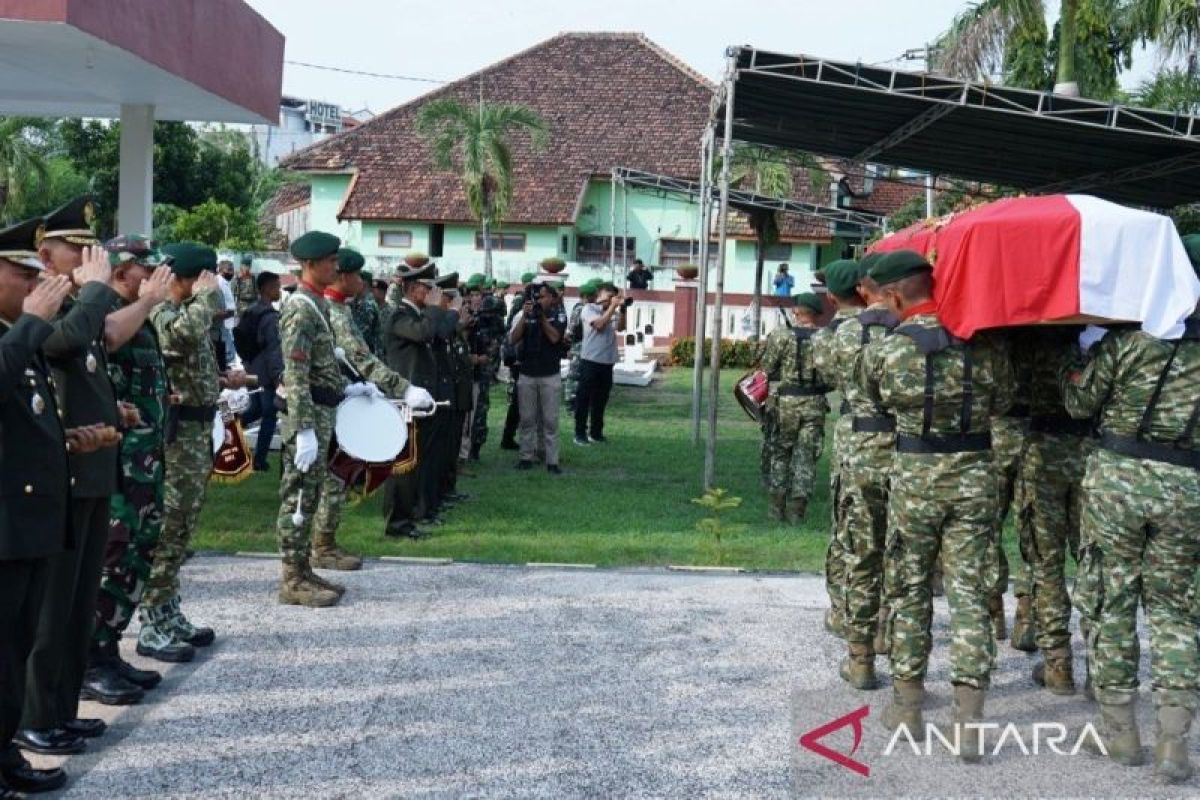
[[564, 345, 582, 407], [824, 415, 850, 621], [142, 420, 212, 608], [1016, 433, 1087, 652], [886, 452, 999, 689], [1075, 449, 1200, 705], [763, 394, 826, 502], [276, 407, 336, 566], [469, 376, 493, 453], [311, 460, 349, 549], [992, 417, 1030, 598], [835, 428, 893, 645]]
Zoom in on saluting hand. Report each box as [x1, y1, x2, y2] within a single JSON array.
[[139, 265, 173, 304], [73, 245, 112, 287], [23, 274, 72, 320], [193, 271, 219, 295]]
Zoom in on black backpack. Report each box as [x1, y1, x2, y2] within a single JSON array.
[[233, 306, 267, 363]]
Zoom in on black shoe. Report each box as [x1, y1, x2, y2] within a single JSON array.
[[499, 439, 519, 451], [468, 448, 481, 462], [136, 640, 195, 664], [547, 464, 563, 475], [14, 728, 86, 756], [589, 434, 608, 443], [418, 515, 443, 528], [62, 718, 106, 738], [81, 662, 146, 705], [1, 757, 66, 794], [573, 435, 590, 446], [112, 655, 162, 690], [515, 460, 534, 470], [178, 625, 215, 648]]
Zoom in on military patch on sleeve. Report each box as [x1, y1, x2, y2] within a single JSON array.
[[289, 349, 308, 362]]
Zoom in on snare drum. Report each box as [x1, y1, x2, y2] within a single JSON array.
[[734, 369, 770, 423], [328, 396, 408, 498]]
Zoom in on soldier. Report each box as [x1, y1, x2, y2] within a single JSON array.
[[230, 255, 258, 316], [565, 280, 598, 413], [760, 292, 830, 523], [350, 268, 383, 356], [137, 244, 233, 661], [274, 231, 349, 607], [84, 236, 174, 703], [464, 275, 503, 461], [811, 259, 868, 640], [19, 197, 126, 755], [858, 250, 1012, 763], [820, 259, 898, 689], [1062, 298, 1200, 782], [313, 248, 430, 570], [0, 219, 75, 796], [383, 261, 440, 538]]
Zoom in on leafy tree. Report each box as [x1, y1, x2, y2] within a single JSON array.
[[0, 117, 54, 223], [1123, 0, 1200, 72], [1130, 65, 1200, 111], [173, 199, 265, 250], [727, 145, 794, 341], [415, 98, 549, 278]]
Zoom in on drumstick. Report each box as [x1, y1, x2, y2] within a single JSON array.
[[292, 489, 305, 528], [334, 347, 368, 384]]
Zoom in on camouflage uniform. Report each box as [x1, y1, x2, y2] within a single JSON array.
[[231, 272, 258, 316], [350, 292, 383, 356], [468, 298, 504, 456], [857, 311, 1013, 689], [1063, 323, 1200, 708], [760, 322, 829, 513], [310, 297, 409, 554], [564, 302, 585, 409], [94, 302, 167, 649], [143, 288, 220, 610]]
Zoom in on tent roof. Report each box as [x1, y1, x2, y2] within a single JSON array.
[[717, 47, 1200, 208]]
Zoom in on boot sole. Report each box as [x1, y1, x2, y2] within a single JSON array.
[[277, 595, 340, 608], [313, 562, 363, 571], [80, 687, 144, 706], [135, 643, 195, 663]]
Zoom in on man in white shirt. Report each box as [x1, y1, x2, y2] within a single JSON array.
[[573, 281, 625, 446]]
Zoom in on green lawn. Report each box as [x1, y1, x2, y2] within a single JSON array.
[[195, 367, 836, 571]]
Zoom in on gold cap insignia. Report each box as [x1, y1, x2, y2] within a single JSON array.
[[83, 201, 96, 226], [34, 223, 46, 249]]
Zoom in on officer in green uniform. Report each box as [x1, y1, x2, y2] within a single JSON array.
[[464, 274, 504, 460], [20, 197, 126, 754], [231, 255, 258, 316], [138, 243, 227, 661], [85, 235, 175, 702], [275, 231, 349, 607], [858, 250, 1013, 763], [760, 292, 830, 523], [438, 273, 475, 492], [0, 218, 75, 796], [424, 272, 457, 517], [350, 269, 383, 356], [1063, 299, 1200, 782], [311, 248, 428, 570]]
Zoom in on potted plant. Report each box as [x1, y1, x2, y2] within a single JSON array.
[[540, 257, 566, 274], [404, 252, 430, 269], [675, 263, 699, 280]]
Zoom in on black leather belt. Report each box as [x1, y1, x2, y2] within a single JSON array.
[[175, 404, 216, 422], [777, 385, 825, 397], [1030, 415, 1093, 437], [276, 386, 344, 415], [853, 416, 896, 434], [896, 432, 992, 454], [1099, 433, 1200, 470]]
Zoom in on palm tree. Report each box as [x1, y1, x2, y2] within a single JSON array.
[[415, 98, 548, 278], [1131, 65, 1200, 110], [0, 117, 53, 223], [728, 145, 792, 342], [1124, 0, 1200, 73]]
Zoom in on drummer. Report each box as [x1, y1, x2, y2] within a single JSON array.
[[313, 248, 433, 572]]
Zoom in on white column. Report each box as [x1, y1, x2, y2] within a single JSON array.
[[118, 104, 155, 233]]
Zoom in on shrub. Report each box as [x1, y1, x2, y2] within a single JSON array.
[[668, 337, 762, 368]]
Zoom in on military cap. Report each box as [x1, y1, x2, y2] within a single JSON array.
[[823, 259, 860, 296], [396, 260, 437, 285], [579, 280, 599, 297], [360, 269, 373, 283], [465, 273, 487, 288], [105, 234, 168, 268], [162, 242, 217, 278], [494, 280, 510, 290], [520, 271, 536, 284], [372, 278, 388, 291], [240, 254, 254, 266], [435, 272, 460, 290], [289, 230, 341, 261], [1182, 234, 1200, 274], [336, 247, 365, 273], [793, 292, 824, 314], [857, 252, 885, 280], [42, 195, 100, 246], [869, 249, 933, 287], [0, 218, 46, 270]]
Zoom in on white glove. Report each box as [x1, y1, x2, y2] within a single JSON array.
[[294, 428, 318, 472], [344, 381, 385, 400], [403, 385, 435, 410], [1079, 325, 1107, 353]]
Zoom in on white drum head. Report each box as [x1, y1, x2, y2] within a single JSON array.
[[335, 396, 406, 462]]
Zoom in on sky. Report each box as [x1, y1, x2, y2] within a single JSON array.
[[244, 0, 1158, 117]]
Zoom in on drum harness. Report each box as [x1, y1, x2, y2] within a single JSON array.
[[1099, 316, 1200, 470], [277, 292, 344, 412], [777, 327, 826, 397], [849, 309, 899, 434]]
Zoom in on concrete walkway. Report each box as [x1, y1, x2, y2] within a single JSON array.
[[32, 555, 1183, 798]]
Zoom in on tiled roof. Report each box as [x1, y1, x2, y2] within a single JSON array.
[[264, 182, 312, 218], [281, 32, 715, 225]]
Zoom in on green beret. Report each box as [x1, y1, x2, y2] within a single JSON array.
[[290, 230, 341, 261], [857, 252, 885, 280], [360, 269, 373, 283], [520, 271, 536, 284], [494, 280, 510, 290], [793, 292, 824, 314], [162, 242, 216, 278], [868, 249, 933, 287], [466, 273, 486, 287], [823, 259, 860, 296], [579, 280, 599, 297], [336, 247, 365, 273], [1182, 234, 1200, 273]]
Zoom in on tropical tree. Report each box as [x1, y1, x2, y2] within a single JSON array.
[[727, 145, 793, 342], [1130, 65, 1200, 110], [0, 117, 54, 223], [415, 98, 548, 278], [1124, 0, 1200, 72]]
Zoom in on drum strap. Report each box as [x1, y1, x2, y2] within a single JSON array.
[[892, 323, 972, 439], [292, 292, 333, 336]]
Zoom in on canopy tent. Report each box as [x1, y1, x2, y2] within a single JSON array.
[[697, 46, 1200, 489]]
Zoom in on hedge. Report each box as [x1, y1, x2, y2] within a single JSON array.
[[668, 337, 762, 368]]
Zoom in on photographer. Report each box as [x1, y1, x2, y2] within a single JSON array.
[[574, 281, 625, 445], [509, 281, 567, 473]]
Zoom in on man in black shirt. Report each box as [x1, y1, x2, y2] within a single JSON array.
[[626, 259, 652, 291], [237, 272, 283, 471], [509, 283, 566, 473]]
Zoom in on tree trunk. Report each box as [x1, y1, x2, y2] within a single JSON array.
[[481, 184, 494, 280], [751, 228, 765, 342], [1055, 0, 1080, 96]]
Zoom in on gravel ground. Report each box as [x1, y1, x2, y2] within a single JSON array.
[[24, 554, 1189, 799]]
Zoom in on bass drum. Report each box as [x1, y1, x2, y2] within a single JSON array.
[[734, 369, 770, 423], [329, 396, 407, 498]]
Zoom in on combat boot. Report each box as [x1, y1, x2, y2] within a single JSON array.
[[311, 531, 363, 571], [880, 679, 925, 740], [278, 563, 340, 608], [873, 607, 890, 657], [767, 493, 787, 522], [838, 642, 880, 690], [1032, 646, 1075, 695], [950, 685, 987, 764], [135, 604, 196, 663], [166, 595, 215, 647], [1153, 702, 1194, 784], [1084, 698, 1144, 766], [988, 594, 1006, 640], [824, 607, 845, 639], [786, 497, 808, 524], [1009, 594, 1037, 652]]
